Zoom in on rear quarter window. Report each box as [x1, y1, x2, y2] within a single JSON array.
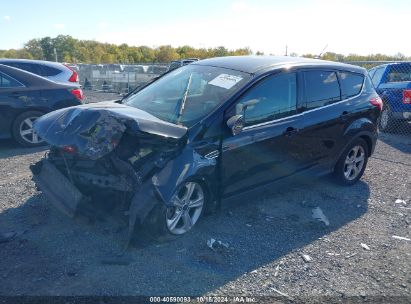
[[339, 72, 364, 99], [302, 70, 341, 110], [42, 65, 61, 76]]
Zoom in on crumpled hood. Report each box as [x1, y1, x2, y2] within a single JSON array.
[[34, 102, 187, 160]]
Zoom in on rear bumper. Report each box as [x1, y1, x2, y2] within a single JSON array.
[[392, 111, 411, 120], [30, 159, 89, 218]]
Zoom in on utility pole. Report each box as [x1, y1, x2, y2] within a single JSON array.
[[54, 48, 58, 62], [285, 45, 288, 56]]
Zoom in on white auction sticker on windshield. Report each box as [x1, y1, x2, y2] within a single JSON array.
[[209, 74, 243, 89]]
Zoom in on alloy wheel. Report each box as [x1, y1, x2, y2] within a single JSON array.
[[380, 108, 389, 130], [166, 182, 204, 235], [343, 145, 365, 181], [19, 117, 43, 144]]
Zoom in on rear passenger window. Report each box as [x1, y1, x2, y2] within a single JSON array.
[[339, 72, 364, 99], [0, 72, 23, 88], [302, 71, 340, 110], [42, 65, 61, 76], [235, 72, 297, 126]]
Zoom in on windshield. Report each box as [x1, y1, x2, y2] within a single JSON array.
[[124, 65, 251, 127]]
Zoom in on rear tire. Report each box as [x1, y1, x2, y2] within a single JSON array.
[[379, 104, 396, 133], [333, 138, 369, 186], [141, 180, 207, 243], [12, 111, 45, 147]]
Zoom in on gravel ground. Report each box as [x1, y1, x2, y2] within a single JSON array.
[[83, 90, 123, 104], [0, 95, 410, 302]]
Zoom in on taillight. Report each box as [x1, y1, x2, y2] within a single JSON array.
[[68, 71, 79, 82], [70, 88, 84, 101], [369, 96, 383, 111], [403, 90, 411, 104], [62, 145, 76, 154], [64, 64, 79, 83]]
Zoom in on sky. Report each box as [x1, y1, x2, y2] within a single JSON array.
[[1, 0, 411, 56]]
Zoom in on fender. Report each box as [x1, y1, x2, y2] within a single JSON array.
[[151, 146, 219, 205], [337, 117, 378, 162]]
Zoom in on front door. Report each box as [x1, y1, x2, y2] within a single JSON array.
[[221, 71, 303, 196]]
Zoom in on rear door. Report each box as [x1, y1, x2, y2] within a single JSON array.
[[291, 69, 351, 172]]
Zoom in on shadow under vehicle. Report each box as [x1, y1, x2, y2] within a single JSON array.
[[29, 56, 381, 244]]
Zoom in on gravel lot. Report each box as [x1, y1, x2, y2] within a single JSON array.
[[0, 92, 410, 302]]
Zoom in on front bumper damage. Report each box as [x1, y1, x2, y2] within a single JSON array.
[[31, 159, 87, 218], [30, 158, 159, 246]]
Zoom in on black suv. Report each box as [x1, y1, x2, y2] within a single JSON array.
[[31, 56, 381, 242]]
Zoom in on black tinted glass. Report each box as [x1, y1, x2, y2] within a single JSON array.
[[387, 65, 411, 82], [236, 72, 297, 126], [371, 67, 385, 87], [0, 72, 23, 88], [303, 71, 340, 110], [42, 65, 61, 76], [340, 72, 364, 99]]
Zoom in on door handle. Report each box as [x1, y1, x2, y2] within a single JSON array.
[[283, 127, 299, 137]]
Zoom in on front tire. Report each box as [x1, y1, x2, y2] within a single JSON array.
[[12, 111, 45, 147], [334, 138, 369, 186], [141, 181, 207, 243]]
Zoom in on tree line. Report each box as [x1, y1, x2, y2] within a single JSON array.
[[0, 35, 409, 64]]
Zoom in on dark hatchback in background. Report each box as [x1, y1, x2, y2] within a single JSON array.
[[30, 56, 381, 243], [0, 64, 83, 147]]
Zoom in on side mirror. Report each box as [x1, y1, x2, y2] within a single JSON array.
[[226, 115, 244, 136]]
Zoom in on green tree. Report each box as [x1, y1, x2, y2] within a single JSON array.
[[155, 45, 180, 62]]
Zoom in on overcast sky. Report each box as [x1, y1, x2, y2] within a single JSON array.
[[1, 0, 410, 56]]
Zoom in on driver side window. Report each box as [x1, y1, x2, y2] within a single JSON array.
[[235, 72, 297, 127]]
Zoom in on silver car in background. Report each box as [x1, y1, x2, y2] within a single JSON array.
[[0, 59, 79, 85]]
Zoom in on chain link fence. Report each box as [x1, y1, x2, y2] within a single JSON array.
[[74, 63, 169, 95], [346, 61, 411, 136]]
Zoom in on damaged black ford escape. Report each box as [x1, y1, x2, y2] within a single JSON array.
[[30, 56, 381, 242]]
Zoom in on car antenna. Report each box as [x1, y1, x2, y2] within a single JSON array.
[[315, 44, 328, 59], [176, 73, 193, 124]]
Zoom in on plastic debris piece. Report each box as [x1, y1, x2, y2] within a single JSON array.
[[207, 238, 216, 249], [392, 235, 411, 242], [395, 199, 406, 205], [274, 264, 280, 277], [206, 238, 229, 250], [361, 243, 370, 250], [312, 207, 330, 226], [301, 254, 312, 262], [271, 288, 292, 300]]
